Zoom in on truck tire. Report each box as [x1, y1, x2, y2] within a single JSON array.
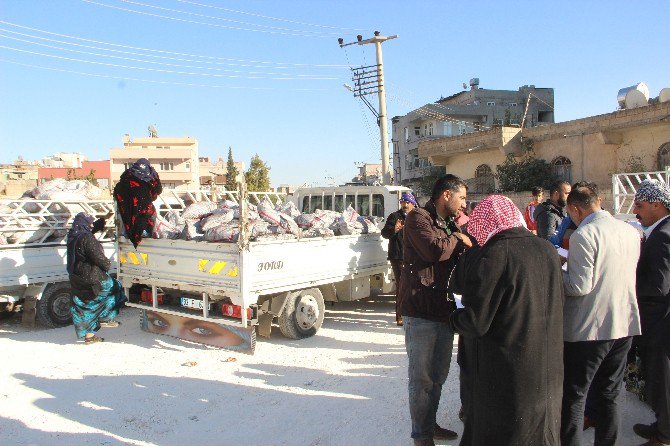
[[278, 288, 325, 339], [36, 282, 73, 328]]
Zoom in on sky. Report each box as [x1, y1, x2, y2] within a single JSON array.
[[0, 0, 669, 187]]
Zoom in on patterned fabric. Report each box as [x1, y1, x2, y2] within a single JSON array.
[[400, 192, 418, 207], [66, 213, 94, 274], [128, 158, 159, 183], [114, 167, 162, 248], [71, 276, 126, 338], [635, 179, 670, 210], [468, 195, 526, 247]]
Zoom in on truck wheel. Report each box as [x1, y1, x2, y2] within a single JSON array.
[[36, 283, 73, 328], [278, 288, 325, 339]]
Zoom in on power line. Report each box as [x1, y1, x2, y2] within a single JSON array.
[[0, 58, 329, 91], [0, 44, 339, 80], [0, 32, 340, 78], [116, 0, 341, 35], [81, 0, 339, 37], [0, 20, 349, 67], [175, 0, 364, 31]]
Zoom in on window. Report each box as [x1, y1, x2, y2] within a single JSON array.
[[404, 127, 409, 142], [163, 182, 176, 189], [345, 194, 355, 210], [658, 142, 670, 170], [509, 102, 518, 107], [334, 195, 344, 212], [324, 195, 333, 210], [428, 123, 434, 136], [474, 164, 495, 194], [310, 195, 323, 211], [371, 194, 384, 217], [124, 163, 132, 170], [302, 196, 310, 213], [552, 157, 572, 182], [357, 194, 370, 216], [159, 162, 174, 171], [487, 101, 496, 106], [185, 163, 190, 170], [414, 126, 420, 136]]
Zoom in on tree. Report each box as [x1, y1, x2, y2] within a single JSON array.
[[225, 146, 239, 191], [496, 141, 552, 192], [245, 154, 271, 192]]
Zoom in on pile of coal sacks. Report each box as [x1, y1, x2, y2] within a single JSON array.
[[152, 198, 382, 243]]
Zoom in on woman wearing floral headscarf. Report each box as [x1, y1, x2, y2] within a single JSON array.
[[113, 158, 162, 248], [449, 195, 564, 445]]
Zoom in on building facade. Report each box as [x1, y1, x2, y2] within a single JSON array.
[[38, 160, 112, 190], [391, 81, 554, 191], [418, 101, 670, 211], [42, 152, 88, 168], [199, 156, 245, 187], [109, 135, 199, 189]]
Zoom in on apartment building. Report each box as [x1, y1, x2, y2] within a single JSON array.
[[391, 80, 554, 191], [109, 135, 199, 189]]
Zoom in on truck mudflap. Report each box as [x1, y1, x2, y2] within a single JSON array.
[[140, 309, 256, 354]]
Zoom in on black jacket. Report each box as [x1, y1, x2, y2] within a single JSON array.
[[399, 200, 465, 322], [381, 209, 406, 260], [68, 233, 111, 301], [534, 199, 566, 240], [637, 216, 670, 328], [450, 228, 563, 445]]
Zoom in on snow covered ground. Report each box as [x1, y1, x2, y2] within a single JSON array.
[[0, 296, 654, 446]]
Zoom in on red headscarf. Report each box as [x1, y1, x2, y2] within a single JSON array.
[[468, 195, 526, 247]]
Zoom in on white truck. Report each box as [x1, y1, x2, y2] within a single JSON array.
[[119, 185, 410, 354], [0, 198, 116, 326]]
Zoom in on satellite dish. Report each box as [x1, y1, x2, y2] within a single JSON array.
[[148, 125, 158, 138], [659, 88, 670, 103], [617, 82, 649, 108], [624, 89, 648, 109]]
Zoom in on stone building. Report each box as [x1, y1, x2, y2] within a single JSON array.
[[418, 101, 670, 211], [391, 79, 554, 191], [109, 134, 200, 190]]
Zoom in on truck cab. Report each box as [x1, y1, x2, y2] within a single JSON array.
[[290, 185, 412, 218]]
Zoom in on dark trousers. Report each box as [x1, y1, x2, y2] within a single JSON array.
[[390, 259, 403, 321], [561, 337, 632, 446], [639, 311, 670, 443]]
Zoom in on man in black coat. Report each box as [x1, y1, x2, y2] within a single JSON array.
[[535, 180, 571, 240], [381, 192, 417, 325], [632, 179, 670, 446]]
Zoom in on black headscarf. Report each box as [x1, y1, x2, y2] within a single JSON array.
[[128, 158, 159, 183], [67, 213, 94, 274]]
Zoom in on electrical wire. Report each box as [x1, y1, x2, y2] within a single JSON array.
[[175, 0, 364, 31], [0, 20, 349, 67], [81, 0, 339, 37], [0, 32, 339, 78], [116, 0, 341, 35], [0, 44, 339, 80], [0, 58, 329, 91]]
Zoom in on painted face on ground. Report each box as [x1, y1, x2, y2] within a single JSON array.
[[145, 311, 246, 348]]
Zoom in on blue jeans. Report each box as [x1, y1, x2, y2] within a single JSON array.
[[404, 316, 455, 440]]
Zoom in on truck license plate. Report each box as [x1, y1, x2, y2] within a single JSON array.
[[180, 297, 210, 310]]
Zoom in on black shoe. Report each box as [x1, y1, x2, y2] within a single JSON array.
[[634, 423, 658, 440], [414, 439, 436, 446], [434, 424, 458, 440]]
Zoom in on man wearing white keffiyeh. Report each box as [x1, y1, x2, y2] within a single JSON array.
[[632, 179, 670, 446]]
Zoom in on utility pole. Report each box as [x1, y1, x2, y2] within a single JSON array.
[[339, 31, 397, 185]]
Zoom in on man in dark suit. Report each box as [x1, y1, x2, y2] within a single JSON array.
[[633, 179, 670, 446]]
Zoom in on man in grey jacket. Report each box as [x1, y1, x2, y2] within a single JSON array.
[[561, 186, 642, 446]]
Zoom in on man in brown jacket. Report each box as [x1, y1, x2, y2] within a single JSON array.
[[400, 174, 472, 446]]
